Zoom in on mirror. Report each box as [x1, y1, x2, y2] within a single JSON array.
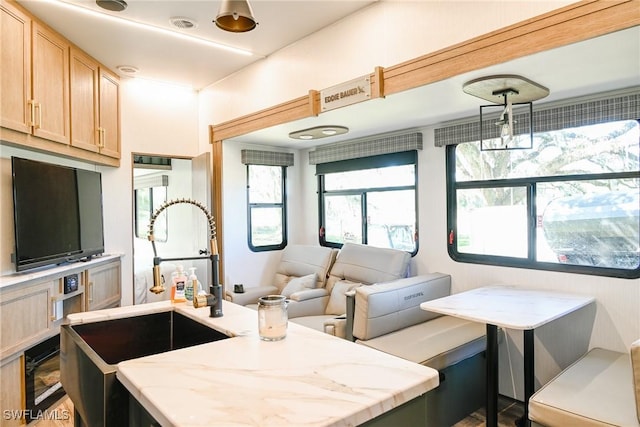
[[132, 153, 212, 304]]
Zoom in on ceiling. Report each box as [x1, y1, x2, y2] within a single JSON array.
[[18, 0, 377, 90], [17, 1, 639, 149]]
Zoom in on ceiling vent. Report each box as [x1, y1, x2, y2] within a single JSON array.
[[170, 16, 198, 30]]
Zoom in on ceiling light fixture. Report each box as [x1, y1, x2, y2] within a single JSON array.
[[463, 75, 549, 151], [96, 0, 127, 12], [289, 126, 349, 141], [43, 0, 254, 56], [214, 0, 258, 33], [116, 65, 139, 74]]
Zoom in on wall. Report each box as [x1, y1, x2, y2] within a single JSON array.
[[197, 0, 639, 400]]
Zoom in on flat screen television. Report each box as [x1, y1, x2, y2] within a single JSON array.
[[11, 157, 105, 272]]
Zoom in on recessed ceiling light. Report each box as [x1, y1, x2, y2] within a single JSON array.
[[96, 0, 127, 12], [289, 126, 349, 140], [116, 65, 139, 74]]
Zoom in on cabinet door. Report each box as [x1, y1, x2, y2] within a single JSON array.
[[31, 21, 69, 145], [70, 47, 99, 153], [0, 1, 31, 134], [86, 261, 121, 311], [0, 281, 54, 359], [98, 68, 120, 159], [0, 356, 23, 427]]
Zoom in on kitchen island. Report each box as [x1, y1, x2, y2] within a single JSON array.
[[66, 300, 439, 426]]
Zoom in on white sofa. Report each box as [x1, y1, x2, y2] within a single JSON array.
[[529, 338, 640, 426], [224, 244, 338, 306], [288, 242, 411, 332], [225, 243, 412, 332]]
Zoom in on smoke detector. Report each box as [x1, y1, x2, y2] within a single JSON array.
[[170, 16, 198, 30]]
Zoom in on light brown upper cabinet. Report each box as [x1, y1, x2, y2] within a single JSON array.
[[1, 1, 32, 134], [70, 48, 121, 159], [1, 0, 120, 165], [31, 21, 70, 145], [1, 1, 70, 145]]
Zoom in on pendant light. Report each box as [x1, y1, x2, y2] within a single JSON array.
[[463, 75, 549, 151], [214, 0, 257, 33]]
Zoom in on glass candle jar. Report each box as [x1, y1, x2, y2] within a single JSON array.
[[258, 295, 288, 341]]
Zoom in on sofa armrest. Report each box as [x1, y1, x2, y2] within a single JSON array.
[[288, 288, 328, 302], [286, 289, 329, 318], [353, 273, 451, 341], [224, 285, 278, 306]]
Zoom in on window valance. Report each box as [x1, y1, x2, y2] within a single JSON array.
[[434, 88, 640, 147], [309, 132, 422, 165]]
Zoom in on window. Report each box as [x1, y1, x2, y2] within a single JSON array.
[[247, 164, 287, 251], [134, 185, 168, 242], [318, 151, 418, 253], [447, 119, 640, 278]]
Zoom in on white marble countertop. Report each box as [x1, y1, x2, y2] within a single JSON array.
[[67, 300, 439, 427], [420, 285, 595, 330]]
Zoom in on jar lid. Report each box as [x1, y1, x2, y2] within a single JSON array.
[[258, 295, 287, 305]]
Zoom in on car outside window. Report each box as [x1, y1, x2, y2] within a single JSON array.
[[447, 119, 640, 278]]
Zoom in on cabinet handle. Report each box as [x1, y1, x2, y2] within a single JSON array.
[[51, 297, 57, 321], [98, 128, 105, 148], [34, 102, 42, 129], [88, 281, 94, 302], [28, 100, 36, 127]]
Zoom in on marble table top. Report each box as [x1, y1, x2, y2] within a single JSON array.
[[67, 301, 439, 427], [420, 285, 595, 330]]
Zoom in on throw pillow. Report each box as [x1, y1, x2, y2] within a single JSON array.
[[325, 280, 361, 315], [280, 273, 317, 297]]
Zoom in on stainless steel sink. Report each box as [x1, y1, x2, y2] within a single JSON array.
[[60, 310, 229, 427]]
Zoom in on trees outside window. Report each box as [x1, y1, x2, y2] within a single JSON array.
[[447, 120, 639, 278], [247, 164, 286, 251], [319, 152, 418, 253]]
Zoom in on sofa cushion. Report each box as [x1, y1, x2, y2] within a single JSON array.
[[325, 280, 361, 315], [529, 348, 639, 427], [353, 273, 451, 340], [356, 316, 486, 371], [281, 273, 317, 297], [273, 245, 337, 292], [326, 243, 410, 293]]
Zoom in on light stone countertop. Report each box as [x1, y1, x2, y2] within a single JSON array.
[[67, 300, 440, 427]]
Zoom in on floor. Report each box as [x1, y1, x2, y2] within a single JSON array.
[[34, 395, 524, 427]]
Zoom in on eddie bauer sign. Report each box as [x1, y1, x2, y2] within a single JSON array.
[[320, 75, 371, 112]]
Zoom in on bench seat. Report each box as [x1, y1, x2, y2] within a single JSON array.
[[356, 315, 485, 370], [529, 347, 640, 426]]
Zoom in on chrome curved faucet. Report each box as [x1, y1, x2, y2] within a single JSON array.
[[147, 198, 222, 317]]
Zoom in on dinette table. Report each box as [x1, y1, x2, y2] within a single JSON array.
[[420, 285, 594, 427]]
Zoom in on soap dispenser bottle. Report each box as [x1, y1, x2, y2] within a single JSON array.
[[185, 267, 200, 302], [171, 265, 187, 303]]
